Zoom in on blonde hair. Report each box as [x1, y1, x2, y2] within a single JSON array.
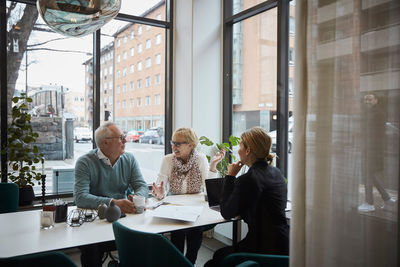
[[241, 126, 274, 165], [173, 128, 199, 148]]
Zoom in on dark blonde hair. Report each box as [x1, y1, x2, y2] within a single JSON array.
[[241, 126, 274, 165], [173, 128, 199, 148]]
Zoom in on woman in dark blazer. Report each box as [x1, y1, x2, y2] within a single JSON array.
[[205, 126, 289, 267]]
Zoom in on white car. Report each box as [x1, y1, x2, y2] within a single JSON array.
[[269, 119, 293, 153], [74, 127, 92, 143]]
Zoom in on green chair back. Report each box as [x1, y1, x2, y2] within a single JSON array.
[[0, 251, 77, 267], [112, 221, 193, 267], [221, 252, 289, 267], [0, 182, 19, 213]]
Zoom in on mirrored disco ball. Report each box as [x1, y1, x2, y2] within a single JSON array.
[[37, 0, 121, 37]]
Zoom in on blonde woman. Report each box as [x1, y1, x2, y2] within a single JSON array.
[[205, 127, 289, 267], [152, 127, 224, 264]]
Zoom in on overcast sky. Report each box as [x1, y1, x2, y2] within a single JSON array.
[[15, 0, 161, 93]]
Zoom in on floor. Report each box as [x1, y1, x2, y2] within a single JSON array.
[[63, 236, 226, 267]]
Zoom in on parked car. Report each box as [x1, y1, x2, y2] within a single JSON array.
[[126, 130, 144, 142], [139, 130, 161, 144], [74, 127, 92, 143], [269, 119, 294, 153], [147, 127, 164, 145]]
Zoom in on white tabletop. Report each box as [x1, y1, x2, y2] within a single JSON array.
[[0, 194, 228, 258]]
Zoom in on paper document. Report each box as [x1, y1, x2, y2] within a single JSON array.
[[152, 205, 203, 222], [146, 197, 165, 209]]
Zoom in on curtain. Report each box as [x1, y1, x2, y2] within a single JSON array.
[[291, 1, 399, 267]]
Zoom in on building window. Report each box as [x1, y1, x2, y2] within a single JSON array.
[[117, 38, 120, 47], [123, 51, 127, 60], [130, 47, 134, 56], [109, 96, 113, 104], [289, 47, 294, 65], [155, 54, 161, 64], [130, 81, 134, 91], [138, 61, 142, 71], [138, 26, 142, 35], [138, 43, 142, 53], [116, 86, 120, 94], [290, 17, 295, 34], [109, 81, 113, 90], [146, 25, 151, 31], [137, 97, 142, 106], [117, 54, 120, 63], [123, 68, 127, 77], [155, 74, 161, 85], [117, 70, 120, 78], [117, 101, 120, 109], [145, 96, 151, 106], [123, 83, 127, 92], [123, 100, 127, 108], [156, 13, 162, 20], [146, 57, 151, 68], [289, 78, 294, 96], [130, 64, 134, 73], [123, 35, 127, 43], [137, 79, 142, 89], [146, 39, 151, 49], [155, 94, 161, 105], [156, 34, 162, 45], [145, 76, 151, 87], [130, 98, 134, 108], [130, 30, 134, 39], [109, 66, 113, 74]]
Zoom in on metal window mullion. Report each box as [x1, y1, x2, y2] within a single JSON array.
[[92, 29, 101, 149], [223, 0, 233, 144], [0, 0, 7, 182], [165, 0, 173, 155]]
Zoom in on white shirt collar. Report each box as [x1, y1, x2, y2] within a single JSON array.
[[97, 148, 113, 167]]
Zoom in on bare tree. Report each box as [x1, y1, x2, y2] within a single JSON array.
[[7, 4, 38, 112]]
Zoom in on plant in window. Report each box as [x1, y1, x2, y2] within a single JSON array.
[[199, 135, 241, 177], [1, 93, 44, 205]]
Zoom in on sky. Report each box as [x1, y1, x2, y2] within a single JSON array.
[[15, 0, 162, 94]]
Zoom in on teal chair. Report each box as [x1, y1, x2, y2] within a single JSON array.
[[112, 221, 193, 267], [0, 251, 77, 267], [0, 182, 19, 213], [221, 252, 289, 267]]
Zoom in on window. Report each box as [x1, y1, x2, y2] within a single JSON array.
[[145, 96, 151, 106], [146, 57, 151, 68], [130, 98, 134, 108], [117, 70, 121, 78], [155, 54, 161, 64], [117, 38, 121, 47], [138, 61, 142, 71], [130, 30, 134, 39], [155, 74, 161, 85], [289, 17, 295, 34], [138, 43, 142, 53], [156, 13, 162, 20], [146, 39, 151, 49], [130, 47, 134, 56], [123, 51, 127, 60], [146, 25, 151, 31], [130, 81, 134, 91], [109, 81, 113, 90], [130, 64, 134, 73], [109, 96, 113, 104], [123, 35, 127, 43], [109, 66, 113, 74], [156, 34, 162, 45], [137, 79, 142, 89], [137, 97, 142, 106], [122, 100, 127, 108], [123, 68, 127, 77], [122, 84, 127, 92], [138, 26, 142, 35], [116, 86, 120, 94], [145, 76, 151, 87], [289, 47, 294, 65], [117, 101, 120, 109], [117, 54, 120, 63], [155, 94, 161, 105]]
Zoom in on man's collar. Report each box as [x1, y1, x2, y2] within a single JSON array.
[[97, 148, 112, 167]]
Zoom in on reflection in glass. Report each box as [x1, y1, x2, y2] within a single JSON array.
[[37, 0, 121, 37]]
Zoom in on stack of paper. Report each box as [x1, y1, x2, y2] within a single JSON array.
[[152, 205, 203, 222]]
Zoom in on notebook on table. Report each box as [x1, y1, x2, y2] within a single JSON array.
[[205, 178, 224, 212]]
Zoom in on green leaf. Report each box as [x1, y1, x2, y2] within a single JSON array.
[[199, 136, 214, 146]]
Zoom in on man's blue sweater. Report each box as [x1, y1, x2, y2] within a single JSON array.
[[74, 149, 148, 209]]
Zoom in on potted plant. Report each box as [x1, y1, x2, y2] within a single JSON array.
[[1, 93, 44, 206], [199, 135, 241, 177]]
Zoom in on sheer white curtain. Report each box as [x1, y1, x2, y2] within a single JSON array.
[[291, 1, 399, 266]]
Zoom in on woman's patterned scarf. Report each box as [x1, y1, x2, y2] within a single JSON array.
[[170, 150, 202, 194]]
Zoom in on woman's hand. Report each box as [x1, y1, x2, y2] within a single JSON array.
[[210, 149, 226, 172], [227, 161, 244, 177], [152, 181, 165, 200]]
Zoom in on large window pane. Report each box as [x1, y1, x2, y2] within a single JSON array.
[[231, 9, 277, 144], [7, 2, 92, 196]]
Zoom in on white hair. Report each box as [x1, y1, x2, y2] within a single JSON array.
[[95, 122, 116, 148]]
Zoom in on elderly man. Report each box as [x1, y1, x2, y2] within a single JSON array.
[[74, 122, 148, 267]]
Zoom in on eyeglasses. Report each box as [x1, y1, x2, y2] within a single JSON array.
[[106, 134, 127, 141], [170, 140, 188, 147]]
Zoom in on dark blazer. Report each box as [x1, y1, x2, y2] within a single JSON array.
[[220, 160, 289, 255]]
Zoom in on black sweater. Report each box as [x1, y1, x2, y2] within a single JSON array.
[[220, 160, 289, 255]]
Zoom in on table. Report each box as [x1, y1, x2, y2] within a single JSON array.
[[0, 194, 232, 258]]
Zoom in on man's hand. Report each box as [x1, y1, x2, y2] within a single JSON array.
[[113, 199, 135, 214]]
